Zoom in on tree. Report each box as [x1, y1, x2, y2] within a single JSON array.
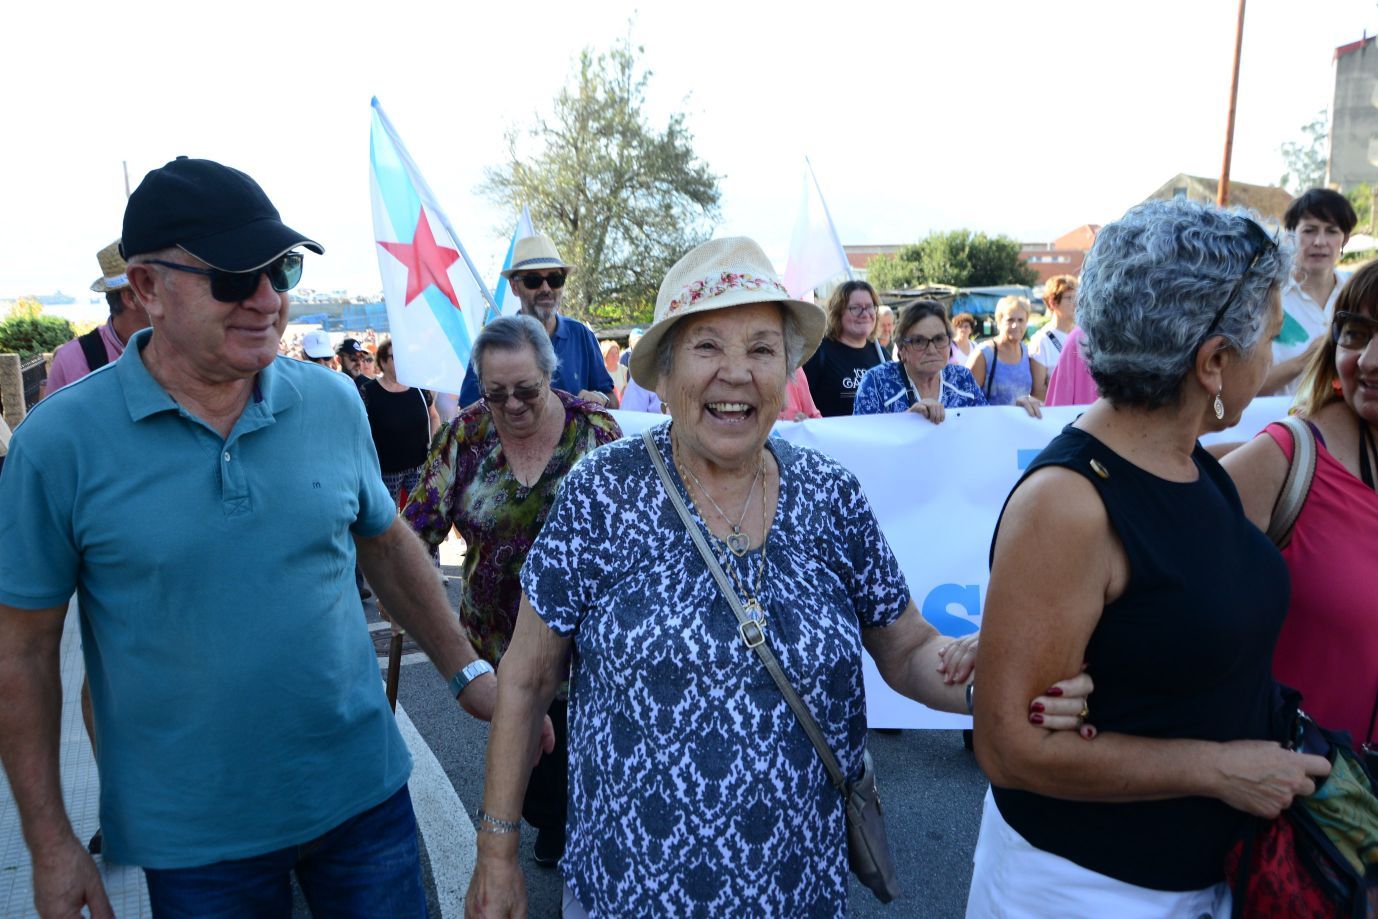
[[482, 35, 721, 327], [1347, 182, 1374, 236], [866, 230, 1038, 292], [1279, 111, 1328, 194], [0, 299, 74, 358]]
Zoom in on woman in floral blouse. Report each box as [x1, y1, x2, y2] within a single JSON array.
[[401, 314, 620, 867]]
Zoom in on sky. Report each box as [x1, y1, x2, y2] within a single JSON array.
[[3, 0, 1375, 302]]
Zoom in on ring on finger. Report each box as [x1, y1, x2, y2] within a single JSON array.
[[1078, 702, 1090, 722]]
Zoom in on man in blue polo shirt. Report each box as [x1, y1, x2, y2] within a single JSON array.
[[457, 235, 617, 408], [0, 157, 525, 918]]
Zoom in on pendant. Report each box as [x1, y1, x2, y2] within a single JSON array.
[[726, 530, 750, 557], [743, 598, 765, 624]]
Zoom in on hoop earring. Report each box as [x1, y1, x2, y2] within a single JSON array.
[[1213, 390, 1225, 421]]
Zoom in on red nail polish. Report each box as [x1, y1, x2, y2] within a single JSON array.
[[1028, 712, 1044, 724], [1029, 702, 1045, 713], [1045, 687, 1063, 697]]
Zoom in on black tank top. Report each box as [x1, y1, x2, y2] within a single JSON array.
[[990, 426, 1289, 891]]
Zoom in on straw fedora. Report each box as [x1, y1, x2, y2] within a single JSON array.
[[89, 240, 130, 293], [629, 237, 825, 391], [500, 235, 575, 278]]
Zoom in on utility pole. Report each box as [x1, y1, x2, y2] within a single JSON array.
[[1218, 0, 1247, 207], [122, 160, 131, 199]]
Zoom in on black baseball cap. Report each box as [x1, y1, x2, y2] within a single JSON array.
[[337, 338, 368, 357], [121, 157, 324, 271]]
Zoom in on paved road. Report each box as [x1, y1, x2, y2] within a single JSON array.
[[397, 568, 990, 918]]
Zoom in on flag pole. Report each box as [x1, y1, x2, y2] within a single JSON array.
[[1217, 0, 1247, 207]]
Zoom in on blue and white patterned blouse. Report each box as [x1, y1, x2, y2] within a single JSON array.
[[520, 422, 909, 917], [851, 361, 988, 415]]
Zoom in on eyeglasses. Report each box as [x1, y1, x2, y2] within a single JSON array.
[[1201, 218, 1278, 342], [900, 333, 951, 352], [144, 253, 304, 303], [482, 382, 546, 406], [519, 272, 566, 291], [1332, 311, 1378, 350], [355, 354, 375, 364], [845, 303, 877, 316]]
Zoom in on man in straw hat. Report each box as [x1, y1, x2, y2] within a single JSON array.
[[0, 157, 532, 918], [43, 241, 151, 396], [458, 234, 617, 408]]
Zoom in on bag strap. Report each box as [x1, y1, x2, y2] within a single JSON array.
[[78, 328, 110, 373], [982, 344, 998, 399], [1265, 415, 1317, 547], [642, 428, 850, 794]]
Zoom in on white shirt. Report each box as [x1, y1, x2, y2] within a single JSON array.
[[1029, 325, 1072, 371], [1274, 269, 1349, 395]]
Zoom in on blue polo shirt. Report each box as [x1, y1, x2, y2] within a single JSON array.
[[0, 329, 411, 869], [458, 313, 615, 405]]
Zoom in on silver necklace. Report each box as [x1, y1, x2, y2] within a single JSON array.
[[673, 439, 763, 557]]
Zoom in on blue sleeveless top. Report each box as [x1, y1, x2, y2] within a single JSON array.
[[990, 426, 1289, 891], [978, 342, 1032, 406]]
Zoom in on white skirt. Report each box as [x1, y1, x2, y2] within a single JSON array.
[[965, 789, 1232, 919]]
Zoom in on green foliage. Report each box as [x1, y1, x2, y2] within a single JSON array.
[[482, 33, 721, 327], [866, 230, 1038, 291], [0, 299, 74, 358], [1348, 183, 1374, 235], [1279, 111, 1328, 194]]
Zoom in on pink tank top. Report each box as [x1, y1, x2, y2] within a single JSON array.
[[1265, 421, 1378, 749]]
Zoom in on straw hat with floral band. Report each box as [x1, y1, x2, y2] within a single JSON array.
[[629, 236, 825, 391], [500, 235, 576, 281], [90, 240, 131, 293]]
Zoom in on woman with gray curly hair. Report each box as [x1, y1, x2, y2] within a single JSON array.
[[967, 200, 1332, 916]]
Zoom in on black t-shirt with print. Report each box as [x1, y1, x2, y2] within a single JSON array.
[[801, 338, 887, 417]]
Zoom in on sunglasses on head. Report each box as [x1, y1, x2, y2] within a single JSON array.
[[1201, 218, 1278, 342], [145, 252, 304, 303], [483, 382, 546, 405], [519, 272, 566, 291]]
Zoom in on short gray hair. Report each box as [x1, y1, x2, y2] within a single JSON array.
[[473, 314, 559, 383], [655, 304, 807, 381], [1078, 199, 1291, 409]]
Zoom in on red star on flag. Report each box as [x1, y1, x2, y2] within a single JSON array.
[[378, 210, 461, 307]]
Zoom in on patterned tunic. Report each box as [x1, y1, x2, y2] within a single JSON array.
[[521, 422, 909, 916], [401, 390, 621, 678], [851, 361, 988, 415]]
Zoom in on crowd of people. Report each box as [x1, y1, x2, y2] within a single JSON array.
[[0, 153, 1374, 919]]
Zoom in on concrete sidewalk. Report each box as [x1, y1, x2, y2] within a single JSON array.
[[0, 600, 473, 918], [0, 602, 150, 917]]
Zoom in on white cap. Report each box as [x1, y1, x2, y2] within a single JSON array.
[[302, 329, 333, 359]]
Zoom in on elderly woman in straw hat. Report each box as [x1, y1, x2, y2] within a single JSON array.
[[465, 238, 1092, 918]]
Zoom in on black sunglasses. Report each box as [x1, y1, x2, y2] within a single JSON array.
[[483, 382, 546, 406], [519, 271, 565, 291], [1201, 219, 1278, 342], [145, 252, 304, 303]]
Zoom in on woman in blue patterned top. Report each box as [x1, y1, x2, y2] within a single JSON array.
[[465, 238, 1094, 919], [853, 300, 989, 423]]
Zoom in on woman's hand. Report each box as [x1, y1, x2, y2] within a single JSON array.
[[465, 848, 527, 919], [907, 399, 946, 424], [1014, 394, 1043, 419], [936, 633, 977, 684], [1029, 670, 1097, 739], [1210, 741, 1332, 818]]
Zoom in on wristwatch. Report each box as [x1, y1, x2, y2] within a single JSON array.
[[449, 659, 494, 699]]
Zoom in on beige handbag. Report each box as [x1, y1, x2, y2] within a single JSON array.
[[644, 430, 901, 903]]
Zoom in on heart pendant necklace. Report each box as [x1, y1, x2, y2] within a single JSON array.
[[673, 438, 764, 558]]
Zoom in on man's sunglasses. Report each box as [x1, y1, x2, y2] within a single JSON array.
[[518, 272, 566, 291], [144, 253, 304, 303], [1201, 218, 1278, 342], [483, 382, 546, 405]]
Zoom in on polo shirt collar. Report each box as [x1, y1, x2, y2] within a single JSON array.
[[550, 313, 569, 342], [117, 328, 302, 425]]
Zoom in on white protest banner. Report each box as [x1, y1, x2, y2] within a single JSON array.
[[609, 397, 1292, 727]]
